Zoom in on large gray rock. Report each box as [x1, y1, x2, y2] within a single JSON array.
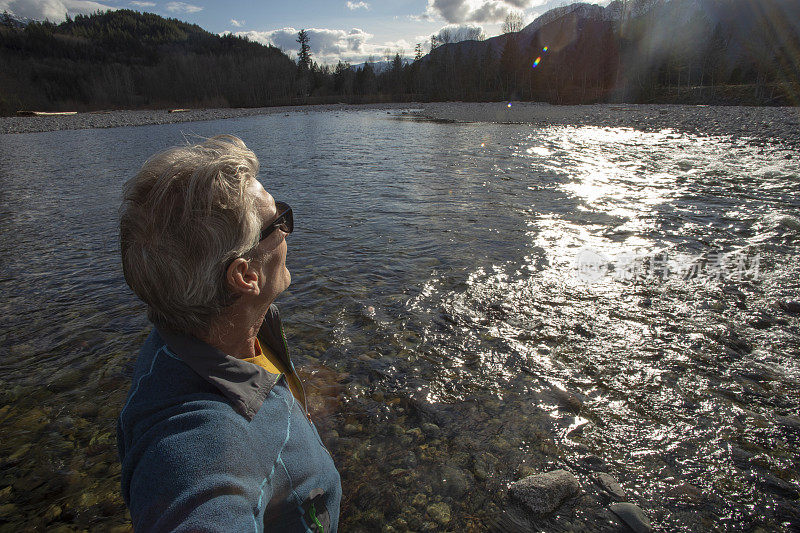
[[609, 502, 652, 533], [508, 469, 581, 514]]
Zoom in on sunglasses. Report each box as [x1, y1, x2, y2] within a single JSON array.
[[259, 201, 293, 241]]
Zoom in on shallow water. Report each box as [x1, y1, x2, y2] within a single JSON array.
[[0, 109, 798, 531]]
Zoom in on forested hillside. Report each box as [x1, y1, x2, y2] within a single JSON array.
[[0, 10, 297, 113]]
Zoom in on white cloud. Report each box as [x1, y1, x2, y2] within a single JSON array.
[[422, 0, 548, 24], [229, 18, 242, 27], [0, 0, 115, 21], [345, 0, 368, 9], [164, 1, 201, 13], [232, 26, 416, 65], [130, 1, 155, 6]]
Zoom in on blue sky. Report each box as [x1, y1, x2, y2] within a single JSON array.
[[0, 0, 606, 63]]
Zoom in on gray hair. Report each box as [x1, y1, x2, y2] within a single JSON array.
[[120, 135, 263, 335]]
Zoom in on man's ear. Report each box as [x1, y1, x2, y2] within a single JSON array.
[[226, 258, 261, 296]]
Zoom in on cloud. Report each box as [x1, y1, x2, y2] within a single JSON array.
[[130, 0, 155, 6], [422, 0, 548, 24], [345, 0, 368, 9], [164, 1, 201, 13], [229, 18, 242, 27], [0, 0, 115, 21], [232, 26, 416, 65]]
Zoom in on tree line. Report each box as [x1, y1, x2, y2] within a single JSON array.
[[1, 4, 797, 115]]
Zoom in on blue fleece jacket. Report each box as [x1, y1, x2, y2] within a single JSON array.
[[117, 305, 341, 532]]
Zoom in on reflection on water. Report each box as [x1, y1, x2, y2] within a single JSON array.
[[0, 111, 799, 531]]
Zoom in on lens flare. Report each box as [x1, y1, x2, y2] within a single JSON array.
[[533, 56, 541, 68]]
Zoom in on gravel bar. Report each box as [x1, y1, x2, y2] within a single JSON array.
[[412, 102, 800, 148], [0, 103, 415, 135], [3, 101, 799, 148]]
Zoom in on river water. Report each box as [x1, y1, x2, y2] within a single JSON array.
[[0, 108, 798, 531]]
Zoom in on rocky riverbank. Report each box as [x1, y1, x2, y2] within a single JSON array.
[[411, 102, 800, 148], [0, 103, 414, 135], [3, 102, 799, 150]]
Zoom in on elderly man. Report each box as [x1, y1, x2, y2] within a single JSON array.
[[117, 135, 341, 532]]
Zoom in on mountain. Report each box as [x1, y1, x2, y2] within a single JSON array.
[[352, 58, 412, 74], [0, 11, 32, 28], [421, 0, 800, 103]]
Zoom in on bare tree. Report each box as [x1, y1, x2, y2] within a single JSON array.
[[502, 12, 524, 34], [460, 26, 485, 41]]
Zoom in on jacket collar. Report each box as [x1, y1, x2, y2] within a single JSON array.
[[155, 304, 289, 421]]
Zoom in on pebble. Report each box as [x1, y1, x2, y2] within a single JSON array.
[[0, 503, 18, 516], [609, 502, 652, 533], [594, 473, 625, 500], [426, 502, 451, 525], [666, 482, 702, 503], [412, 493, 428, 507], [581, 454, 606, 468], [508, 469, 581, 514], [421, 422, 440, 437], [406, 427, 423, 440], [473, 453, 498, 481], [553, 388, 583, 414], [439, 465, 469, 498], [730, 445, 754, 469]]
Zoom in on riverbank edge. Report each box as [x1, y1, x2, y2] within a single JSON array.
[[0, 102, 420, 135], [2, 102, 799, 149]]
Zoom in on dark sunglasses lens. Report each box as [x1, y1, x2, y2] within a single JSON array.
[[284, 208, 293, 233], [275, 202, 293, 234]]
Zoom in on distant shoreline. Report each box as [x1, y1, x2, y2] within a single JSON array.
[[0, 103, 415, 135], [2, 102, 799, 148]]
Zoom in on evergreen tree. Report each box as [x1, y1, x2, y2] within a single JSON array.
[[296, 28, 311, 70]]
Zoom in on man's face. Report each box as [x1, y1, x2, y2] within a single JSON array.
[[248, 179, 291, 300]]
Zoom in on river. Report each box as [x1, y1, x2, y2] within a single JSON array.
[[0, 107, 798, 531]]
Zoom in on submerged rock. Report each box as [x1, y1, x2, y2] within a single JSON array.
[[508, 469, 581, 514], [778, 300, 800, 315], [594, 473, 625, 500], [609, 502, 652, 533], [439, 465, 469, 498], [426, 502, 451, 525], [758, 473, 799, 499], [411, 493, 428, 507], [666, 482, 702, 504], [421, 422, 440, 437], [473, 452, 498, 481]]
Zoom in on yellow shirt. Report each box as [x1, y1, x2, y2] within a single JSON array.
[[242, 338, 282, 374], [242, 339, 304, 404]]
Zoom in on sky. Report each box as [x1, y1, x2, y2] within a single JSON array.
[[0, 0, 607, 64]]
